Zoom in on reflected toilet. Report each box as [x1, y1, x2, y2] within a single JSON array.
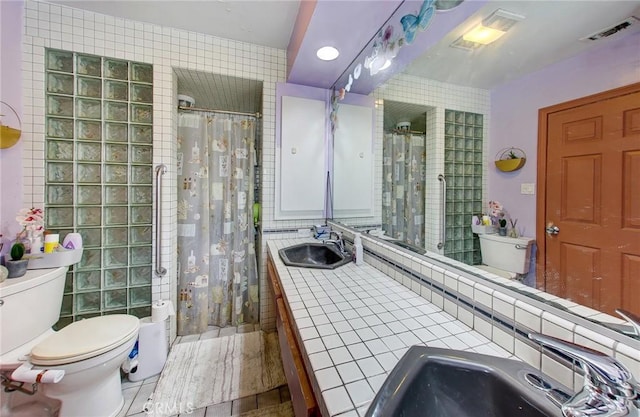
[[477, 233, 535, 279]]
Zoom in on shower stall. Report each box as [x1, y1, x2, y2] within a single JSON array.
[[174, 69, 263, 335], [382, 131, 426, 247]]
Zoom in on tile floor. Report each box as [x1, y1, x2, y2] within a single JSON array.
[[119, 324, 291, 417]]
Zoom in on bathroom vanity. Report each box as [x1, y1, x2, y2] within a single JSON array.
[[267, 239, 532, 416], [267, 253, 319, 417], [266, 233, 640, 417]]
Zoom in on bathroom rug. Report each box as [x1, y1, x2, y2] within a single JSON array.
[[149, 330, 285, 416]]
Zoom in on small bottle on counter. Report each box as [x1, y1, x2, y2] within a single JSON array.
[[354, 233, 363, 266]]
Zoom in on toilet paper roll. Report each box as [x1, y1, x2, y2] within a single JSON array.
[[12, 363, 65, 384], [151, 299, 175, 323]]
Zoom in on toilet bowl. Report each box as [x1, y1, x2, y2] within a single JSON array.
[[0, 268, 140, 417], [477, 233, 535, 279]]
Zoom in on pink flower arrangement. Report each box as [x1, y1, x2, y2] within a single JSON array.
[[16, 207, 45, 238], [488, 200, 504, 220]]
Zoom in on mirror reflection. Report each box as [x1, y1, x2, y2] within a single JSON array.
[[332, 0, 640, 334]]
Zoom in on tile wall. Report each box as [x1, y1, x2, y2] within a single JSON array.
[[44, 49, 155, 326], [443, 109, 484, 264], [373, 75, 490, 253], [340, 74, 490, 254], [21, 0, 293, 340]]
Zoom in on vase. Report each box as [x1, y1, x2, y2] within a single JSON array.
[[498, 227, 507, 236], [6, 259, 28, 278], [27, 230, 44, 254]]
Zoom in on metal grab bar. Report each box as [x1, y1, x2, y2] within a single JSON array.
[[155, 164, 167, 277], [437, 174, 446, 250]]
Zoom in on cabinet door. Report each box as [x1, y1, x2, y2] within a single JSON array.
[[333, 103, 374, 217], [276, 298, 318, 417], [276, 95, 327, 220]]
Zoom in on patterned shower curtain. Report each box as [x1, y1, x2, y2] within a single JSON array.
[[176, 111, 259, 335], [382, 132, 426, 246]]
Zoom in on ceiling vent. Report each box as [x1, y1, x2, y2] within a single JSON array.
[[482, 9, 525, 32], [581, 16, 639, 41]]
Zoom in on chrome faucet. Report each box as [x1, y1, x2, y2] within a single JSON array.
[[607, 309, 640, 339], [529, 333, 639, 417], [324, 231, 346, 254]]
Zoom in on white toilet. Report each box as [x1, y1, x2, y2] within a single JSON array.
[[0, 267, 140, 417], [477, 233, 535, 279]]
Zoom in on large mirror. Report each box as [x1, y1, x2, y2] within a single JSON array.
[[332, 0, 640, 335]]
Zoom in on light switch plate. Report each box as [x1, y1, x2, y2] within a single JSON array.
[[521, 183, 535, 195]]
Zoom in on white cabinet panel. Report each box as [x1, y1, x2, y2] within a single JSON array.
[[276, 95, 327, 219], [333, 103, 374, 217]]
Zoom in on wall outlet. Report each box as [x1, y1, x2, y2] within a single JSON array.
[[521, 183, 535, 195]]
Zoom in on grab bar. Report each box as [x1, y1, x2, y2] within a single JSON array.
[[437, 174, 446, 250], [155, 164, 167, 277]]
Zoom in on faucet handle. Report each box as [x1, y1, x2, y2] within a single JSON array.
[[616, 309, 640, 337], [528, 333, 635, 399]]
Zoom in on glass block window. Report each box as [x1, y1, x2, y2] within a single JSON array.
[[444, 110, 483, 265], [45, 49, 153, 328]]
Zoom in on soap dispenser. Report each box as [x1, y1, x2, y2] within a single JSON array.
[[354, 233, 363, 266]]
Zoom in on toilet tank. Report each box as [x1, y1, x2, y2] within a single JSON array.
[[478, 234, 535, 275], [0, 267, 67, 356]]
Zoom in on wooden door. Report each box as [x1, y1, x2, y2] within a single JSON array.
[[537, 83, 640, 316]]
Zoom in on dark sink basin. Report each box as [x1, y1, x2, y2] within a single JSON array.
[[278, 243, 351, 269], [365, 346, 568, 417]]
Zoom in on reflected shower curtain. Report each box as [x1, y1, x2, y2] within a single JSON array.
[[176, 111, 259, 335], [382, 132, 426, 246]]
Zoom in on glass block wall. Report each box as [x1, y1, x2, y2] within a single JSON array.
[[44, 49, 153, 328], [443, 110, 483, 265]]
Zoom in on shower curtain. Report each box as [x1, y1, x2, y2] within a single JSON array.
[[382, 132, 426, 246], [176, 111, 259, 335]]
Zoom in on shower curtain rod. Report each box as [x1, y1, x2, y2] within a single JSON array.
[[178, 105, 261, 119], [388, 128, 425, 134]]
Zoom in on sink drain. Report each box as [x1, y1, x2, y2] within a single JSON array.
[[524, 373, 552, 390]]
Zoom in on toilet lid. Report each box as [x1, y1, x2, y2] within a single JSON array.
[[31, 315, 139, 366]]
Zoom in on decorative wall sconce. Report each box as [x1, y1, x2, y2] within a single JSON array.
[[494, 147, 526, 172], [0, 101, 22, 149]]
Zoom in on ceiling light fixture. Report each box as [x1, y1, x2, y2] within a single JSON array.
[[316, 46, 339, 61], [451, 8, 524, 51], [463, 24, 505, 44]]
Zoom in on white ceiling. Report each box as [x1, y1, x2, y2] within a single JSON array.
[[174, 69, 263, 114], [47, 0, 640, 92], [48, 0, 301, 50], [404, 1, 640, 89], [384, 101, 431, 132]]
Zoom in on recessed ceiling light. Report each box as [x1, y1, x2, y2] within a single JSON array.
[[316, 46, 339, 61]]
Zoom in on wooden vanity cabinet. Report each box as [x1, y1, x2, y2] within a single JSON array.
[[268, 255, 319, 417], [267, 255, 283, 300]]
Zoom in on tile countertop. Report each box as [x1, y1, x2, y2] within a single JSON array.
[[267, 239, 518, 417]]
